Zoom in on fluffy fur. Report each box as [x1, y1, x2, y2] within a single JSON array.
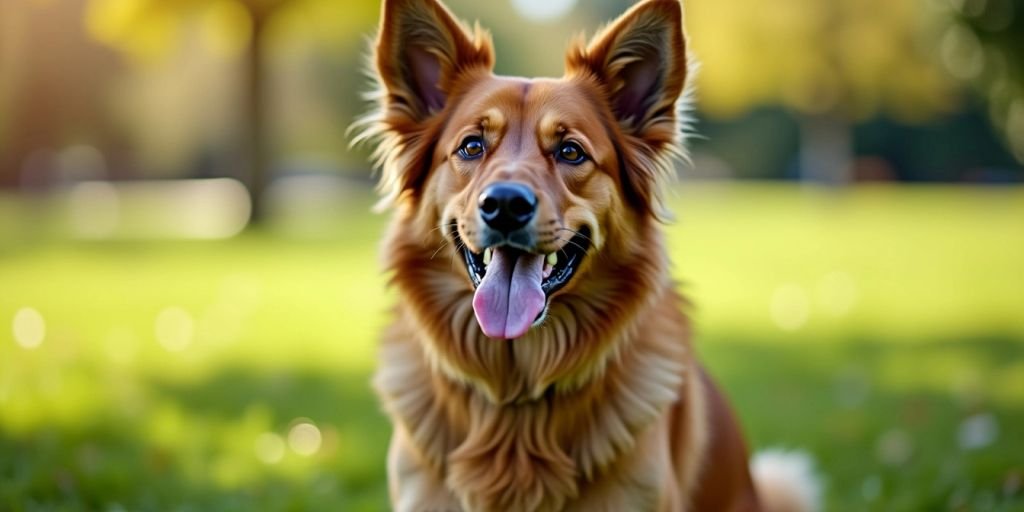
[[751, 450, 824, 512], [357, 0, 821, 510]]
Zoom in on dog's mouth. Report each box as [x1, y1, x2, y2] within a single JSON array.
[[452, 224, 591, 339]]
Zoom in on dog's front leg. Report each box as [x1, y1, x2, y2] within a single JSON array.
[[388, 427, 462, 512], [567, 421, 682, 512]]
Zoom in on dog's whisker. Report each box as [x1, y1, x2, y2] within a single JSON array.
[[430, 240, 450, 261], [556, 227, 594, 244], [553, 236, 592, 256], [426, 223, 449, 234], [558, 246, 570, 262], [554, 235, 594, 260], [556, 228, 593, 244]]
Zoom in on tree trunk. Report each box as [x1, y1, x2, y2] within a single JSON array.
[[242, 12, 269, 224]]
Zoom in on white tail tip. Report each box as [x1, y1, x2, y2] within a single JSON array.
[[750, 448, 823, 512]]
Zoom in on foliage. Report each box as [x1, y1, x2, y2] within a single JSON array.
[[85, 0, 377, 61], [685, 0, 959, 121], [931, 0, 1024, 163]]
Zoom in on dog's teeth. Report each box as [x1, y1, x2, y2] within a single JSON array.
[[546, 252, 557, 267], [483, 248, 492, 265]]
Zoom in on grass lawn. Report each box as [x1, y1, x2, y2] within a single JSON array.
[[1, 183, 1022, 511]]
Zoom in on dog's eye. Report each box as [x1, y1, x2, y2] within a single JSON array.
[[458, 136, 485, 160], [556, 141, 587, 165]]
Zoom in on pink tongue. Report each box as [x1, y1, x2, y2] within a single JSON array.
[[472, 248, 546, 339]]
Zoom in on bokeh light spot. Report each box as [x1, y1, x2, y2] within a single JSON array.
[[254, 432, 286, 464], [155, 307, 194, 352], [510, 0, 577, 22], [958, 412, 999, 450], [770, 283, 811, 331], [288, 420, 322, 456], [12, 307, 46, 349], [940, 24, 984, 80]]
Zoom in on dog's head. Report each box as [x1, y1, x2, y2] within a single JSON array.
[[361, 0, 689, 341]]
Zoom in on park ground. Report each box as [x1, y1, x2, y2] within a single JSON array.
[[1, 183, 1023, 511]]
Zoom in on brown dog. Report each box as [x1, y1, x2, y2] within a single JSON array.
[[357, 0, 820, 510]]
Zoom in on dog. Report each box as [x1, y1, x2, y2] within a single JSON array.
[[356, 0, 821, 510]]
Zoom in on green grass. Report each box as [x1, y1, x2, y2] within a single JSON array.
[[1, 183, 1022, 511]]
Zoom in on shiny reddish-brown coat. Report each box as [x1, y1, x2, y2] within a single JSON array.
[[359, 0, 763, 510]]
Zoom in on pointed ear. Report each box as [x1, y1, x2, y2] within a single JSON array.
[[359, 0, 493, 209], [566, 0, 689, 219], [567, 0, 688, 136], [375, 0, 494, 121]]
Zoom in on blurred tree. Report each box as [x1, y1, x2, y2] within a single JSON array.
[[86, 0, 376, 222], [0, 0, 124, 188], [685, 0, 961, 182], [932, 0, 1024, 164]]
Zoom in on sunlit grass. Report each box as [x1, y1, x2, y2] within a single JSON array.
[[1, 184, 1022, 510], [668, 183, 1024, 340]]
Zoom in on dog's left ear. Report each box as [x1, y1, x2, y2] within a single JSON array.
[[566, 0, 688, 217], [568, 0, 687, 135]]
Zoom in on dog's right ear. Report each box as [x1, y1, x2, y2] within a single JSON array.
[[375, 0, 494, 122], [360, 0, 493, 208]]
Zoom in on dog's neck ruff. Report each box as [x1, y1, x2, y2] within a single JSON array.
[[375, 216, 692, 510]]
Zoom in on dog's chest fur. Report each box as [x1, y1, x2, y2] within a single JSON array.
[[375, 291, 691, 511]]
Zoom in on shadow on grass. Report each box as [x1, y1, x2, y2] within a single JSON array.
[[2, 334, 1022, 511], [0, 368, 390, 512], [147, 368, 384, 431]]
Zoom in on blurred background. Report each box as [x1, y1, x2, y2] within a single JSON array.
[[1, 0, 1022, 510]]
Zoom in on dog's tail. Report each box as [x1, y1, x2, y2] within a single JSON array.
[[750, 448, 823, 512]]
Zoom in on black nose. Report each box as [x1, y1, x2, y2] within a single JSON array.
[[478, 182, 537, 234]]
